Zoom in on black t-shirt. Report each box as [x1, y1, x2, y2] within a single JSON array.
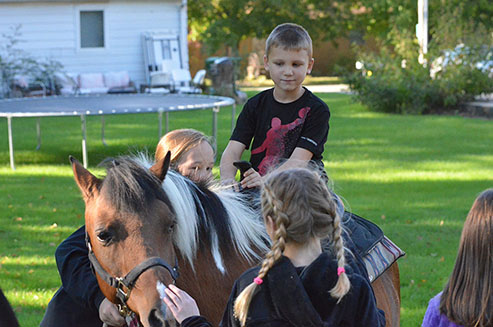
[[231, 87, 330, 175]]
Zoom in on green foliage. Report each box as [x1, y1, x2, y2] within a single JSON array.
[[342, 45, 493, 114], [188, 0, 348, 55], [342, 48, 436, 114], [339, 0, 493, 114]]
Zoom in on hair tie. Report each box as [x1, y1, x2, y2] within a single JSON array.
[[337, 267, 345, 276], [253, 277, 263, 285]]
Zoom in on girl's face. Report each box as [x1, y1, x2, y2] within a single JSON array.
[[177, 141, 215, 183]]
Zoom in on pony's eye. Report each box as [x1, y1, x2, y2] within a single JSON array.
[[167, 224, 175, 233], [96, 230, 113, 244]]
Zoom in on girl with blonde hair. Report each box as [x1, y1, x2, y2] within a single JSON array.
[[155, 128, 215, 184], [163, 167, 385, 327]]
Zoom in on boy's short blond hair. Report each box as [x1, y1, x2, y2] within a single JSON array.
[[265, 23, 313, 58]]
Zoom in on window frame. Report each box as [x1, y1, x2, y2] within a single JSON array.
[[76, 5, 108, 52]]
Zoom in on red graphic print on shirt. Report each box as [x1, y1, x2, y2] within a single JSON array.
[[251, 106, 310, 175]]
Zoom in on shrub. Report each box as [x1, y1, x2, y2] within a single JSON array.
[[0, 25, 64, 98], [342, 47, 493, 114]]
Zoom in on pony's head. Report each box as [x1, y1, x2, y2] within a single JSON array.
[[71, 153, 177, 327]]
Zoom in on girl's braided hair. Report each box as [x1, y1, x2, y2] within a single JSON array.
[[234, 168, 350, 326]]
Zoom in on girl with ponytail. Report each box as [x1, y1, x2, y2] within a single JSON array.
[[163, 168, 386, 327]]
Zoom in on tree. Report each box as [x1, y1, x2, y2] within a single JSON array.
[[188, 0, 352, 56]]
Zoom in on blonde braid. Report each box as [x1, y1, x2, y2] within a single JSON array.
[[329, 208, 350, 300], [234, 186, 287, 326]]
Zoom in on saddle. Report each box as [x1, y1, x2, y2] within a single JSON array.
[[342, 211, 405, 282]]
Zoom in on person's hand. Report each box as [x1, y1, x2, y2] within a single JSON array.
[[99, 298, 125, 327], [163, 284, 200, 324], [241, 168, 262, 189]]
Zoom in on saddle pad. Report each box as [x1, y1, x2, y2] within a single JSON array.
[[343, 211, 384, 257], [363, 236, 405, 282]]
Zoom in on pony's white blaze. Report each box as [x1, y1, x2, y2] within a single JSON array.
[[136, 155, 269, 273], [156, 281, 169, 321]]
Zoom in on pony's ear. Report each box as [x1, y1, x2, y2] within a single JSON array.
[[70, 155, 101, 201], [150, 151, 171, 182]]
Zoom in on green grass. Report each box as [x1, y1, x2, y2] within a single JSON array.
[[1, 92, 492, 326]]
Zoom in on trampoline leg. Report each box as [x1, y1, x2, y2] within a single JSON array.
[[212, 106, 219, 151], [7, 116, 15, 170], [165, 112, 169, 134], [231, 103, 236, 132], [81, 114, 88, 168], [158, 111, 162, 138], [101, 115, 108, 146], [36, 118, 41, 150]]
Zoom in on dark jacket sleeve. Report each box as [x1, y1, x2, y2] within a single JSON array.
[[55, 225, 106, 311], [181, 316, 213, 327], [219, 280, 241, 327], [353, 275, 386, 327]]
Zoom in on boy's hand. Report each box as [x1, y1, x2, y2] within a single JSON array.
[[163, 284, 200, 324], [99, 298, 125, 327], [241, 168, 262, 189]]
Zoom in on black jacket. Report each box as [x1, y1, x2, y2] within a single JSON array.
[[40, 225, 104, 327], [182, 252, 386, 327]]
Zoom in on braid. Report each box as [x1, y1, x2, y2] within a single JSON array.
[[235, 168, 352, 324], [234, 185, 287, 326], [329, 208, 351, 300]]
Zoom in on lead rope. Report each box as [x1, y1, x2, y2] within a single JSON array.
[[126, 313, 141, 327]]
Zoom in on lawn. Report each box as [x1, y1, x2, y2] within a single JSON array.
[[1, 91, 492, 326]]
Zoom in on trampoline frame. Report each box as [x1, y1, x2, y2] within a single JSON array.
[[0, 94, 236, 170]]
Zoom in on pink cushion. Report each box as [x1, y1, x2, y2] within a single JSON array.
[[78, 73, 105, 89], [104, 71, 130, 88]]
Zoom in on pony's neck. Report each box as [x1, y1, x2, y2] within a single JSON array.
[[283, 237, 322, 267]]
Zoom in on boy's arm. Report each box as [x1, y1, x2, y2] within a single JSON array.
[[276, 147, 313, 171], [220, 141, 246, 183]]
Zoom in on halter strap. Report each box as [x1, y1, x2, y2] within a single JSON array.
[[85, 231, 179, 310], [87, 250, 179, 288]]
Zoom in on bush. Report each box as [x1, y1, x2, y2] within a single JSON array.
[[0, 25, 64, 98], [342, 47, 493, 114]]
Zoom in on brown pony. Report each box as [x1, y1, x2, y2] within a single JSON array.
[[71, 155, 400, 327]]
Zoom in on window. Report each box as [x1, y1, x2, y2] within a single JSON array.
[[160, 40, 172, 60], [80, 11, 104, 48]]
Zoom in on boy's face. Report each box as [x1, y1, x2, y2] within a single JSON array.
[[264, 46, 314, 94]]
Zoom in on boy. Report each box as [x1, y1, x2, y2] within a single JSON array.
[[220, 23, 330, 188]]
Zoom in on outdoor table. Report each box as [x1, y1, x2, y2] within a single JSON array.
[[0, 93, 235, 169]]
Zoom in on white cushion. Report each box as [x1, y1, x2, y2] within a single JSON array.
[[79, 87, 109, 94], [79, 73, 105, 89], [55, 73, 78, 90], [104, 71, 130, 88]]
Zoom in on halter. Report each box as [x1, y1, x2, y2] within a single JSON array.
[[85, 231, 179, 316]]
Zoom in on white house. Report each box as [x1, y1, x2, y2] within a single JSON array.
[[0, 0, 189, 88]]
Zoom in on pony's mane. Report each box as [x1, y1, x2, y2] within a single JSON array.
[[133, 155, 270, 273], [100, 157, 171, 215]]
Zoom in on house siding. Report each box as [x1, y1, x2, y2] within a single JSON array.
[[0, 0, 186, 87]]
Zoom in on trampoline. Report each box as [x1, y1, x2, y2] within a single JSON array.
[[0, 93, 236, 169]]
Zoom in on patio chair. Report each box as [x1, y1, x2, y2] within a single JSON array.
[[171, 68, 203, 94]]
